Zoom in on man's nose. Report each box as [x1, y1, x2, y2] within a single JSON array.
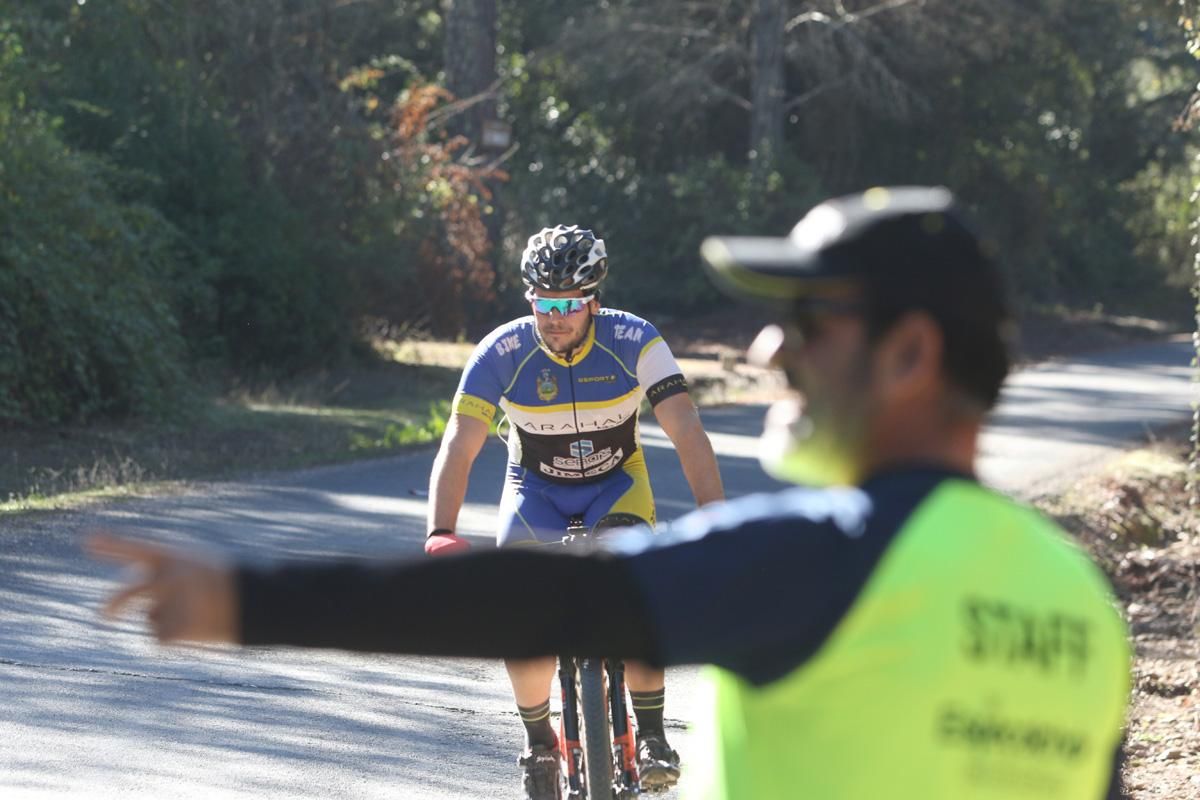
[[748, 324, 785, 368]]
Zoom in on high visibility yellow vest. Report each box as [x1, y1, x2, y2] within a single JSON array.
[[684, 480, 1131, 800]]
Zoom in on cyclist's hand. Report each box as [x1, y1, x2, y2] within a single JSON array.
[[425, 530, 471, 556]]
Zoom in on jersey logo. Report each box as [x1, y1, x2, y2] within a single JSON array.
[[536, 368, 559, 402], [495, 334, 522, 357], [569, 440, 595, 458], [541, 447, 623, 479], [612, 323, 644, 343]]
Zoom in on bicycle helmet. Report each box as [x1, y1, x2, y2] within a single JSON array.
[[521, 225, 608, 292]]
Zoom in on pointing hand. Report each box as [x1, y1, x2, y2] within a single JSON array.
[[88, 533, 238, 644]]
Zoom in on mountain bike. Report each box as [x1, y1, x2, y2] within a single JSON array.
[[556, 514, 646, 800]]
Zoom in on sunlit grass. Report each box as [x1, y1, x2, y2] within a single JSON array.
[[0, 357, 461, 515]]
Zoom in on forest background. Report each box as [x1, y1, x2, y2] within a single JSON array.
[[1, 0, 1197, 427]]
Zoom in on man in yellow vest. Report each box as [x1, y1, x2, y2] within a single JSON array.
[[94, 186, 1132, 799]]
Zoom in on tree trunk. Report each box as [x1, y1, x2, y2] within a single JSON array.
[[442, 0, 504, 302], [442, 0, 498, 146], [749, 0, 785, 186]]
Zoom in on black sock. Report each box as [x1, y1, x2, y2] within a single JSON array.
[[518, 700, 557, 749], [630, 688, 665, 738]]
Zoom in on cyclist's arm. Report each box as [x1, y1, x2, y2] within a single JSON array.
[[652, 393, 724, 506], [427, 413, 489, 534], [627, 318, 723, 507]]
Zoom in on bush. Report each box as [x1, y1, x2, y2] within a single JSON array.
[[0, 29, 186, 421]]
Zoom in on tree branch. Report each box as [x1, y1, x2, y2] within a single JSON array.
[[786, 0, 922, 33], [625, 23, 719, 38], [782, 80, 846, 112], [425, 78, 505, 130]]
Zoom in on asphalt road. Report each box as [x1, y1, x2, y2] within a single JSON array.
[[0, 339, 1194, 798]]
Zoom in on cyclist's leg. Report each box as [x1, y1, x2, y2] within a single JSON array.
[[497, 464, 571, 547], [583, 452, 679, 788], [581, 459, 663, 697], [506, 657, 560, 746], [497, 465, 565, 782]]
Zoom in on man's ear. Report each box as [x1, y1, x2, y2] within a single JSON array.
[[588, 298, 602, 314], [873, 311, 943, 399]]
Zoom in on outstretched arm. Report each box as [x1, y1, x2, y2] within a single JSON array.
[[89, 533, 660, 660], [91, 486, 874, 682]]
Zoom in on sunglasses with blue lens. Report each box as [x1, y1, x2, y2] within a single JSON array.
[[526, 290, 594, 316]]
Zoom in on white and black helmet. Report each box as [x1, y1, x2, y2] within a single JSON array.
[[520, 225, 608, 292]]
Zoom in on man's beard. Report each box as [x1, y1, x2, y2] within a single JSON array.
[[761, 351, 874, 486], [541, 317, 592, 357]]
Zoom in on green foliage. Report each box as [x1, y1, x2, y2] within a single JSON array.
[[496, 1, 1196, 320], [0, 26, 185, 422], [349, 400, 450, 450], [379, 83, 504, 338], [1175, 0, 1200, 503], [4, 0, 1200, 427], [9, 1, 401, 373]]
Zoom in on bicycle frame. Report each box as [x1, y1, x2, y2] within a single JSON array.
[[605, 658, 640, 789], [556, 517, 640, 799]]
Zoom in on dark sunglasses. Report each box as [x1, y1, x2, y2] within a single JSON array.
[[789, 297, 868, 341]]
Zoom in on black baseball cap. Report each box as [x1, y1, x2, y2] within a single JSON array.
[[700, 186, 1012, 409]]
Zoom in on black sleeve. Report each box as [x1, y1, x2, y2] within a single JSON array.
[[644, 373, 688, 406], [616, 475, 938, 686], [237, 549, 664, 662]]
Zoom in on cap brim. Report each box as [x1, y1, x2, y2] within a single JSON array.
[[700, 236, 845, 302]]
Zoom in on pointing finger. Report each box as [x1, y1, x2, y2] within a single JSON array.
[[102, 576, 157, 620], [87, 533, 170, 569]]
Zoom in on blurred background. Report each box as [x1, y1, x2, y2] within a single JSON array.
[[3, 6, 1200, 793], [2, 0, 1198, 501]]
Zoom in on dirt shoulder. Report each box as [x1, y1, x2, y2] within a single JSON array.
[[1033, 429, 1199, 798]]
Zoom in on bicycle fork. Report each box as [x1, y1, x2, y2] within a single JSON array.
[[606, 659, 640, 790], [558, 657, 640, 798], [558, 657, 587, 798]]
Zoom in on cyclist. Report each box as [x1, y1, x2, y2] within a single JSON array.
[[423, 224, 725, 797], [94, 187, 1131, 799]]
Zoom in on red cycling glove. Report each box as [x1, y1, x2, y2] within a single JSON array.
[[425, 530, 470, 556]]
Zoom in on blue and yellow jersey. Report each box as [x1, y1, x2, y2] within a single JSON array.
[[453, 309, 688, 483]]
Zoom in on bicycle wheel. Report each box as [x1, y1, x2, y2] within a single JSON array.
[[578, 658, 615, 800]]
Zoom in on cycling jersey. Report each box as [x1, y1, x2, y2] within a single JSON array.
[[453, 309, 688, 483]]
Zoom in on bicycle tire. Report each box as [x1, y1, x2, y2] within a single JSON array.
[[578, 658, 615, 800]]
